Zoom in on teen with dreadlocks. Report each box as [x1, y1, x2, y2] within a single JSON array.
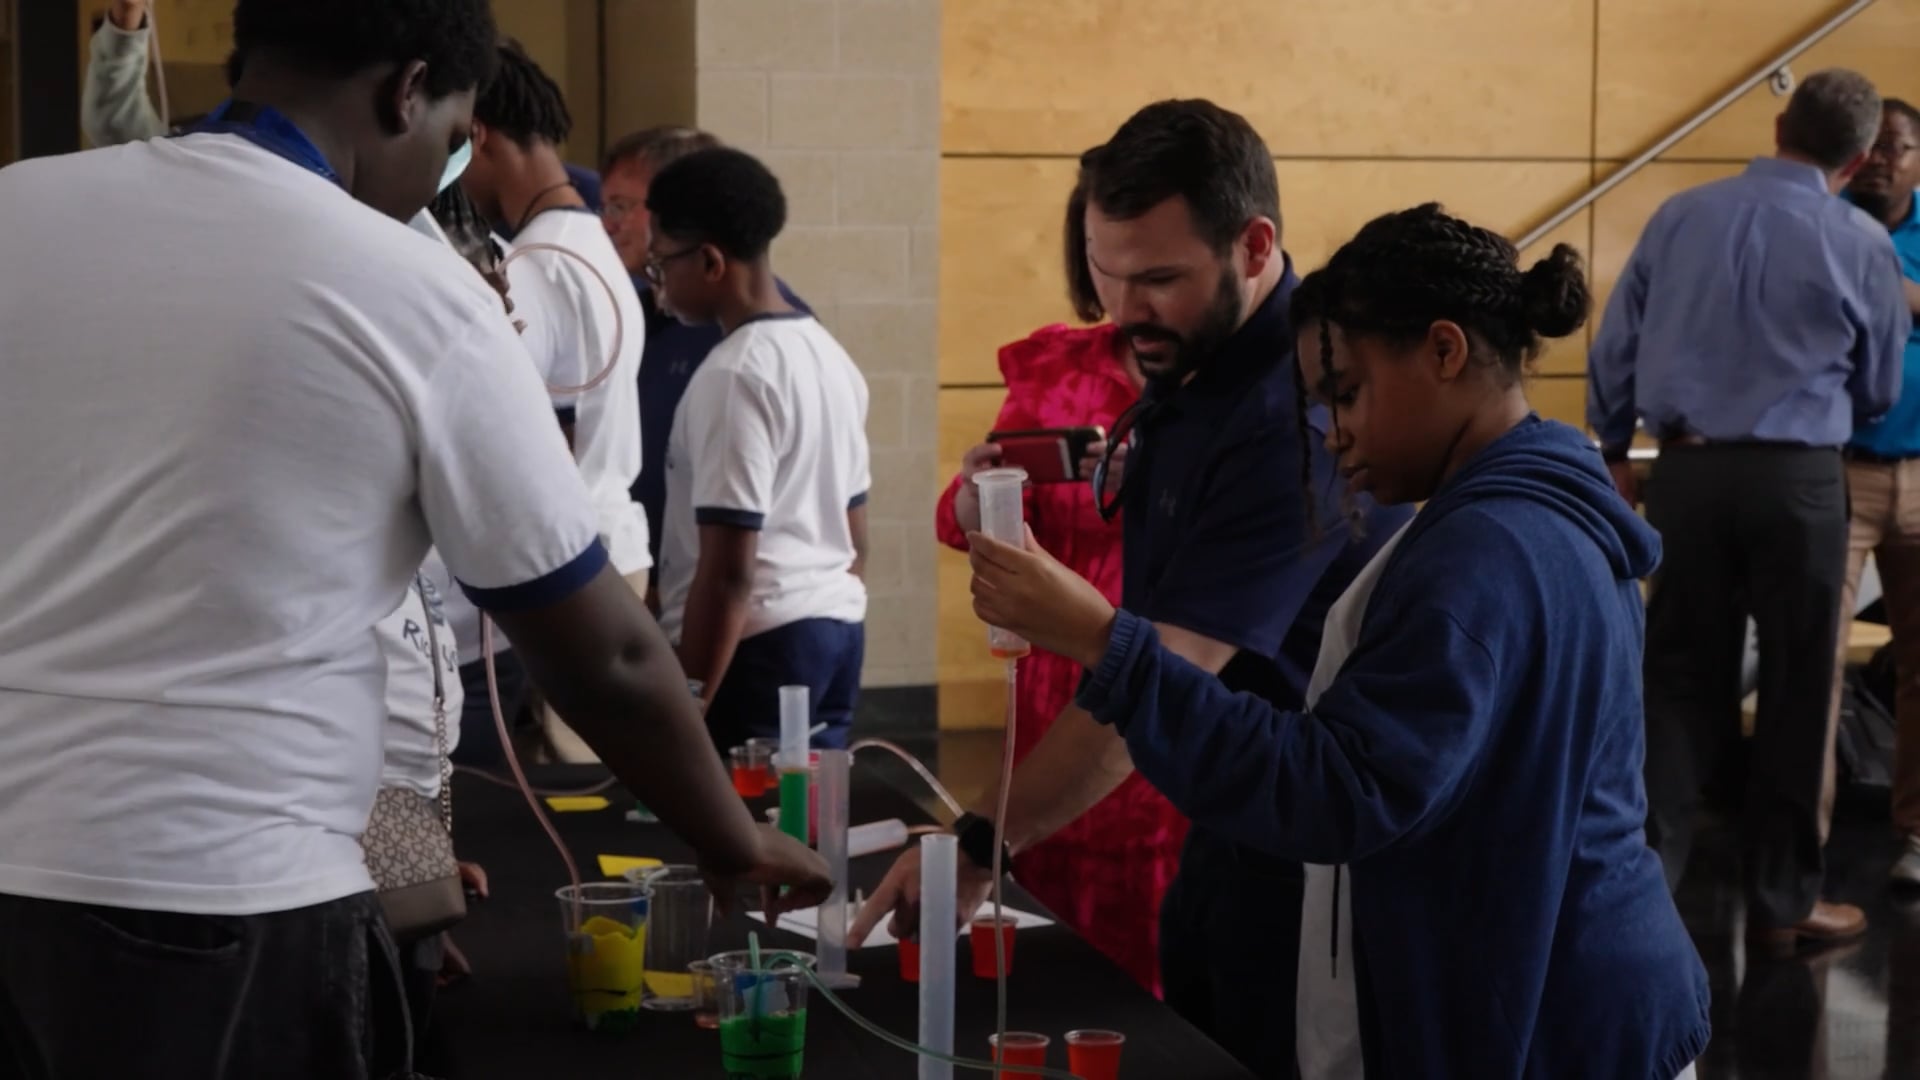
[[967, 203, 1710, 1078], [457, 40, 653, 761]]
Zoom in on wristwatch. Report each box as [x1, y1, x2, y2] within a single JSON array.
[[952, 812, 1014, 874]]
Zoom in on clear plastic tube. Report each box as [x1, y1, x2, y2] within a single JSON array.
[[919, 834, 956, 1080], [849, 739, 966, 818], [799, 964, 1084, 1079], [497, 241, 626, 396], [816, 749, 858, 989], [480, 617, 583, 922]]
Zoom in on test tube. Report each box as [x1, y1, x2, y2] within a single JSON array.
[[917, 833, 957, 1080], [972, 467, 1030, 660], [815, 749, 859, 989], [776, 685, 810, 845]]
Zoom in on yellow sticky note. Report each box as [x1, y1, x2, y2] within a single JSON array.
[[597, 854, 664, 879], [545, 795, 611, 812]]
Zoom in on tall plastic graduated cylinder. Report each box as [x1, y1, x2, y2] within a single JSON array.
[[972, 467, 1030, 659], [815, 749, 858, 988], [917, 834, 957, 1080], [776, 685, 810, 844]]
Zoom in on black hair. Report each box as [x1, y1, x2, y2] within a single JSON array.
[[1066, 99, 1280, 321], [474, 39, 571, 147], [1778, 68, 1882, 171], [603, 126, 722, 178], [429, 183, 503, 275], [645, 147, 787, 262], [231, 0, 497, 99], [1885, 98, 1920, 134], [1288, 203, 1590, 524], [1063, 174, 1103, 323]]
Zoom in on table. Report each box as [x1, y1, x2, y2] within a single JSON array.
[[431, 764, 1255, 1079]]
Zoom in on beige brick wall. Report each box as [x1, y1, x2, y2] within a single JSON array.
[[693, 0, 941, 688]]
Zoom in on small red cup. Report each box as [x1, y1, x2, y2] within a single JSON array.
[[898, 936, 921, 983], [1066, 1030, 1125, 1080], [970, 916, 1017, 979], [989, 1032, 1049, 1078]]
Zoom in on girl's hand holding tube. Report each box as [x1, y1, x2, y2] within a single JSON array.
[[966, 525, 1117, 670]]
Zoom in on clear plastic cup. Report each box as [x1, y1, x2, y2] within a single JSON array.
[[731, 743, 772, 797], [972, 467, 1030, 659], [637, 864, 714, 1011], [1066, 1030, 1126, 1080], [557, 881, 651, 1032], [716, 962, 810, 1079], [989, 1031, 1050, 1078], [689, 960, 721, 1030]]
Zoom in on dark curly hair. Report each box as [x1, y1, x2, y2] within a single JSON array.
[[232, 0, 497, 99], [474, 39, 572, 147], [1288, 202, 1590, 526], [646, 148, 787, 262]]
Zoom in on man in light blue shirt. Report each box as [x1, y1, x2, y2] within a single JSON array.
[[1589, 69, 1909, 950], [1831, 98, 1920, 888]]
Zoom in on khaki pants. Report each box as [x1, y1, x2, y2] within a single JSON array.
[[535, 569, 652, 765], [1827, 458, 1920, 839]]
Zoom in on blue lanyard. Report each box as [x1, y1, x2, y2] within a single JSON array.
[[189, 100, 342, 188]]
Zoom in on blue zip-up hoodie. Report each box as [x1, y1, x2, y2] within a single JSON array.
[[1078, 417, 1710, 1078]]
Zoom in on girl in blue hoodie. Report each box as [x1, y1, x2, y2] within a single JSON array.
[[967, 203, 1710, 1079]]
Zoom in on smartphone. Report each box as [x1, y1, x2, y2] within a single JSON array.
[[987, 426, 1105, 484]]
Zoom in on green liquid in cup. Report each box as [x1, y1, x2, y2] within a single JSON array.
[[719, 1009, 807, 1079]]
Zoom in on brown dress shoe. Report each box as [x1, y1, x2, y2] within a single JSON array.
[[1748, 900, 1868, 951]]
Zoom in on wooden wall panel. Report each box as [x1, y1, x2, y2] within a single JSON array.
[[1529, 376, 1590, 430], [936, 388, 1011, 726], [941, 159, 1596, 386], [1595, 0, 1920, 161], [941, 0, 1594, 159]]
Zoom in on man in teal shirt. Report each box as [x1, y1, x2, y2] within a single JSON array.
[[1833, 97, 1920, 886]]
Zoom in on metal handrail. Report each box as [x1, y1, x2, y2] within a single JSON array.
[[1516, 0, 1881, 250]]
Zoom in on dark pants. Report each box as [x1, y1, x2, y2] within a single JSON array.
[[1159, 826, 1302, 1079], [706, 618, 864, 753], [1642, 443, 1848, 928], [449, 649, 531, 769], [0, 891, 414, 1080]]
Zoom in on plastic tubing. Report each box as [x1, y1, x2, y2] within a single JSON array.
[[480, 617, 582, 922], [497, 241, 626, 396], [849, 739, 966, 819], [800, 964, 1084, 1079]]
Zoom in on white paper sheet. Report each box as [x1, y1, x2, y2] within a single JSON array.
[[747, 904, 1054, 948]]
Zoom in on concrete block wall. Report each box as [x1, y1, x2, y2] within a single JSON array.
[[691, 0, 942, 689]]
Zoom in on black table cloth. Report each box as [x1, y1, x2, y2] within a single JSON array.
[[429, 764, 1256, 1079]]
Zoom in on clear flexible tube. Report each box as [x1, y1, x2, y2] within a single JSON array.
[[480, 616, 583, 922], [497, 241, 625, 396], [849, 738, 966, 819], [991, 659, 1016, 1058], [797, 963, 1083, 1079]]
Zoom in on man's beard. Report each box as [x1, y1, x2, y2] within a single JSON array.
[[1851, 185, 1897, 222], [1121, 270, 1245, 392]]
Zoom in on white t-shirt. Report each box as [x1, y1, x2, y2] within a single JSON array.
[[1297, 523, 1409, 1080], [504, 209, 652, 576], [378, 576, 465, 798], [0, 133, 606, 916], [659, 314, 870, 642]]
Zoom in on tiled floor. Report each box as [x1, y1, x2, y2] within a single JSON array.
[[889, 729, 1919, 1079]]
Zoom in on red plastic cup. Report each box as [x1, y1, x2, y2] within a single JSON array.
[[970, 916, 1017, 979], [989, 1032, 1049, 1078], [1066, 1030, 1125, 1080], [898, 936, 920, 983]]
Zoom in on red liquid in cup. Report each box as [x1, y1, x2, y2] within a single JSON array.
[[731, 766, 760, 798], [991, 1037, 1049, 1078], [1066, 1035, 1124, 1080], [693, 1007, 719, 1031], [898, 936, 920, 983], [970, 917, 1017, 979]]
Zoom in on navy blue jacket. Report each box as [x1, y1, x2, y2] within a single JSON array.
[[1080, 417, 1710, 1078]]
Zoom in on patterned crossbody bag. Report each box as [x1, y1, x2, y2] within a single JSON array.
[[359, 575, 466, 942]]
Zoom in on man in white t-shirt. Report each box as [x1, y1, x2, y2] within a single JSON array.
[[457, 41, 653, 763], [646, 148, 872, 752], [0, 4, 827, 1076]]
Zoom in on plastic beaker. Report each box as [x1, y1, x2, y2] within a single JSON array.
[[731, 744, 772, 798], [632, 864, 714, 1010], [689, 960, 721, 1030], [970, 915, 1018, 979], [717, 964, 810, 1079], [1066, 1030, 1125, 1080], [557, 881, 651, 1033], [972, 467, 1030, 659], [989, 1031, 1050, 1078]]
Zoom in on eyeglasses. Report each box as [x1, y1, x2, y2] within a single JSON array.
[[1092, 399, 1154, 523], [600, 198, 641, 223], [642, 245, 702, 286], [1869, 141, 1920, 161]]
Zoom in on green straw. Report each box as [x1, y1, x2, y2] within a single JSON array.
[[748, 931, 764, 1020]]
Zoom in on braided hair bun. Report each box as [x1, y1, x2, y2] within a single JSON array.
[[1519, 243, 1591, 340]]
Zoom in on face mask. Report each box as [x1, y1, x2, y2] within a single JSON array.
[[437, 140, 473, 194]]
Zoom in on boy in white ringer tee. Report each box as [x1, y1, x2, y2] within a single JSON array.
[[647, 148, 871, 752]]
